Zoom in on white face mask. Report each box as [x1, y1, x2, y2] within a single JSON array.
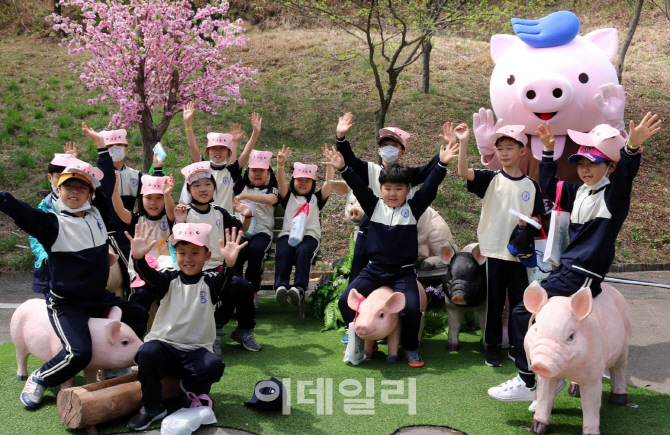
[[108, 146, 126, 162], [210, 159, 228, 167], [379, 146, 400, 163], [56, 196, 92, 214]]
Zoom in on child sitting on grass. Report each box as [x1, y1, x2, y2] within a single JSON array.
[[456, 123, 545, 368], [125, 223, 247, 431], [488, 113, 661, 405]]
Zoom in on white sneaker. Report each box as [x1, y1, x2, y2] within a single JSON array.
[[528, 379, 568, 412], [275, 286, 289, 306], [20, 370, 47, 409], [289, 287, 304, 307], [488, 375, 537, 402]]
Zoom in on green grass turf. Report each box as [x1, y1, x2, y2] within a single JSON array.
[[2, 298, 669, 434]]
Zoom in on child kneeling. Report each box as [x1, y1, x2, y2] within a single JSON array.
[[126, 223, 248, 431]]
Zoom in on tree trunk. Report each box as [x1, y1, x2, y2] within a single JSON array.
[[137, 123, 158, 172], [374, 107, 386, 164], [616, 0, 644, 83], [419, 39, 432, 93]]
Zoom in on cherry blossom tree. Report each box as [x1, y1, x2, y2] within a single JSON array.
[[49, 0, 256, 170]]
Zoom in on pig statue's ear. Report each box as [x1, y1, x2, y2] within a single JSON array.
[[440, 241, 458, 264], [470, 244, 486, 266], [491, 34, 518, 65], [584, 29, 618, 62], [524, 281, 549, 314], [384, 292, 406, 314], [347, 288, 364, 311], [104, 320, 122, 345], [329, 180, 351, 197], [106, 306, 122, 322], [570, 287, 594, 322]]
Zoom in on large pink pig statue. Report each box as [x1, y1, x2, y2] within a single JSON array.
[[10, 298, 143, 388], [348, 286, 427, 364], [523, 281, 631, 435], [474, 11, 624, 185]]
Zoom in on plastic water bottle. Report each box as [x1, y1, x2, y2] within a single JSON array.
[[153, 142, 167, 162]]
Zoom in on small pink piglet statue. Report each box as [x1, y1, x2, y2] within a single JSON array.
[[523, 282, 632, 435], [10, 298, 143, 389], [348, 286, 427, 364]]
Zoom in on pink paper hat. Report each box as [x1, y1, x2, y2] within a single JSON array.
[[102, 129, 128, 146], [170, 223, 212, 249], [378, 127, 411, 149], [567, 124, 625, 162], [489, 125, 528, 147], [140, 175, 166, 196], [292, 162, 318, 180], [207, 133, 233, 149], [50, 153, 74, 167], [181, 161, 212, 184], [568, 145, 612, 164], [248, 150, 273, 169], [59, 158, 104, 189]]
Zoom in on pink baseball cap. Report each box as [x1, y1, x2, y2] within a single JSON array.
[[568, 145, 612, 163], [170, 223, 212, 249], [102, 129, 128, 146], [207, 133, 233, 149], [58, 158, 104, 189], [50, 153, 74, 167], [567, 124, 625, 162], [292, 162, 318, 180], [140, 175, 166, 196], [489, 125, 528, 147], [248, 150, 273, 169], [181, 161, 212, 184], [378, 127, 411, 149]]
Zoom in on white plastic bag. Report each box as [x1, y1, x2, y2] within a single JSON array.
[[288, 203, 309, 247], [544, 181, 571, 266], [343, 321, 366, 365], [160, 406, 216, 435]]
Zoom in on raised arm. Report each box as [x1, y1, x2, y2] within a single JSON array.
[[237, 113, 262, 168], [183, 102, 200, 163], [320, 144, 335, 201], [0, 193, 59, 249], [127, 223, 170, 294], [229, 123, 244, 162], [450, 122, 474, 181], [162, 175, 177, 222], [276, 145, 290, 199], [409, 141, 455, 217], [335, 112, 370, 181], [323, 147, 378, 217], [112, 174, 133, 225]]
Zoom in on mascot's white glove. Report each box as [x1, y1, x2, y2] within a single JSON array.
[[473, 108, 504, 157], [594, 83, 626, 132]]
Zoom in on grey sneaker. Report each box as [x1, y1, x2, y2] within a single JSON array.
[[213, 328, 225, 356], [20, 370, 47, 409], [275, 286, 289, 306], [289, 286, 304, 307], [404, 349, 424, 368], [230, 328, 262, 352]]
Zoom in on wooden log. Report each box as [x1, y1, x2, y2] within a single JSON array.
[[57, 373, 182, 429]]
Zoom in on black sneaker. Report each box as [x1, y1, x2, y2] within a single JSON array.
[[508, 347, 516, 362], [127, 405, 167, 431], [485, 345, 503, 367]]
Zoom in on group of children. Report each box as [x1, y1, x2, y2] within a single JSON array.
[[1, 102, 660, 428]]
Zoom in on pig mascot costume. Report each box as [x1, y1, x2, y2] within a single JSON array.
[[474, 10, 626, 195]]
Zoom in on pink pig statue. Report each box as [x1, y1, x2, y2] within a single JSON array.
[[523, 281, 631, 435], [347, 285, 427, 364], [10, 298, 143, 388]]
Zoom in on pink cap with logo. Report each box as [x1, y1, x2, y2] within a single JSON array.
[[378, 127, 411, 149], [140, 175, 166, 196], [292, 162, 318, 180], [248, 150, 273, 169], [181, 161, 212, 184], [489, 125, 528, 147], [207, 133, 233, 149], [50, 153, 74, 167], [102, 129, 128, 146], [567, 124, 625, 162], [170, 223, 212, 249], [61, 158, 104, 189]]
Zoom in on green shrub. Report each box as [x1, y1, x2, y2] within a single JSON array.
[[7, 81, 19, 92], [32, 109, 45, 119], [4, 109, 22, 134]]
